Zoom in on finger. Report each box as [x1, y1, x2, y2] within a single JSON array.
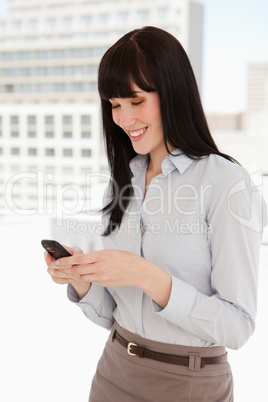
[[50, 276, 78, 285], [44, 250, 53, 264], [47, 267, 80, 280], [62, 245, 84, 256], [72, 247, 84, 256], [55, 250, 99, 267], [62, 263, 96, 276]]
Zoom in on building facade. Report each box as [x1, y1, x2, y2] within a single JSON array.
[[242, 62, 268, 137], [207, 62, 268, 137], [0, 0, 204, 224]]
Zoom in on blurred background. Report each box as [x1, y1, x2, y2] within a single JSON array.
[[0, 0, 267, 401]]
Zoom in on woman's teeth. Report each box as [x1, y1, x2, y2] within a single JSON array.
[[129, 127, 147, 137]]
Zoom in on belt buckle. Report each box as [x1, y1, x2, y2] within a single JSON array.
[[127, 342, 138, 356]]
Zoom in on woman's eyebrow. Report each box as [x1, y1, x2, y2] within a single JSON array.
[[132, 91, 144, 96]]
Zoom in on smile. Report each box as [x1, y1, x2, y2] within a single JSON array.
[[129, 127, 147, 138]]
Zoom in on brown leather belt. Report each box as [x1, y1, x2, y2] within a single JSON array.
[[112, 330, 228, 369]]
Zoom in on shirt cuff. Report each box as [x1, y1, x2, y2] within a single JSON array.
[[67, 284, 81, 303], [153, 275, 197, 325], [67, 283, 104, 308]]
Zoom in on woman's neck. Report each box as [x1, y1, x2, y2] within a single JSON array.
[[147, 144, 175, 173]]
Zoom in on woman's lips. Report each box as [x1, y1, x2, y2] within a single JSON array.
[[128, 127, 148, 141]]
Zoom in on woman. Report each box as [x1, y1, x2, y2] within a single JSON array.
[[46, 27, 266, 401]]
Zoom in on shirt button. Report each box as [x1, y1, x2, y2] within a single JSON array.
[[155, 179, 159, 183]]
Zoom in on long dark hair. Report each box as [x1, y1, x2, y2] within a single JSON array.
[[98, 26, 237, 236]]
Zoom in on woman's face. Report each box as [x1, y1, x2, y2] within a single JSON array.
[[109, 84, 166, 159]]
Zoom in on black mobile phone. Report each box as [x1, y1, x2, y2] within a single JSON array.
[[41, 239, 72, 260]]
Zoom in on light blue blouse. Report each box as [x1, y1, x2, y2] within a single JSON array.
[[68, 150, 267, 349]]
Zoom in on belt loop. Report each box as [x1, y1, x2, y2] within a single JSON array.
[[188, 353, 202, 372], [111, 328, 116, 342]]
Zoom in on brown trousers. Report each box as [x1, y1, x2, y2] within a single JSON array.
[[89, 322, 234, 402]]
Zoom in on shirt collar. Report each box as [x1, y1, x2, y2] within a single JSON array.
[[129, 154, 149, 176], [129, 149, 194, 177], [163, 149, 195, 175]]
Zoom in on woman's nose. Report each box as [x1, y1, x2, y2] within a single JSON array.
[[118, 107, 136, 128]]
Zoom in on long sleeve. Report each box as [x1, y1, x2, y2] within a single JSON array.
[[67, 283, 116, 330], [66, 152, 267, 347], [154, 167, 266, 349]]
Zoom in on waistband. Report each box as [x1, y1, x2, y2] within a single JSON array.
[[110, 322, 228, 374]]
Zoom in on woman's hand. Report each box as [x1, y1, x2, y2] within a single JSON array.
[[55, 249, 172, 308], [45, 246, 92, 299], [55, 249, 141, 288]]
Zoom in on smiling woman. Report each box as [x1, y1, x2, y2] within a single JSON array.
[[109, 86, 167, 159], [45, 26, 267, 402], [98, 26, 238, 237]]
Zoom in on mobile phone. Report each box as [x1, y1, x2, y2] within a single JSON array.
[[41, 239, 72, 260]]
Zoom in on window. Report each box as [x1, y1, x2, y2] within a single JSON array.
[[63, 167, 74, 175], [27, 116, 36, 125], [11, 165, 20, 173], [10, 115, 19, 125], [81, 149, 91, 157], [63, 115, 72, 125], [45, 148, 55, 157], [45, 115, 54, 125], [5, 84, 14, 93], [118, 12, 130, 24], [81, 115, 91, 126], [55, 49, 66, 58], [45, 131, 54, 138], [28, 131, 36, 138], [11, 147, 20, 155], [5, 68, 15, 77], [36, 67, 46, 76], [72, 82, 83, 92], [45, 166, 55, 174], [28, 181, 37, 187], [63, 131, 72, 138], [65, 66, 74, 75], [63, 149, 73, 157], [0, 147, 3, 155], [11, 131, 19, 137], [81, 167, 92, 175], [46, 18, 56, 29], [0, 23, 6, 33], [29, 19, 38, 31], [28, 148, 37, 156], [13, 21, 22, 31], [21, 68, 30, 76], [63, 17, 73, 28], [91, 46, 107, 57], [39, 50, 49, 59], [137, 10, 149, 22], [28, 165, 37, 172], [81, 131, 91, 138], [158, 7, 170, 21], [81, 16, 92, 27], [54, 83, 65, 92], [28, 195, 37, 201], [88, 65, 98, 74], [99, 14, 110, 25]]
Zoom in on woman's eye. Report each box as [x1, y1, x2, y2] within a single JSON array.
[[132, 101, 143, 106], [111, 104, 120, 110]]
